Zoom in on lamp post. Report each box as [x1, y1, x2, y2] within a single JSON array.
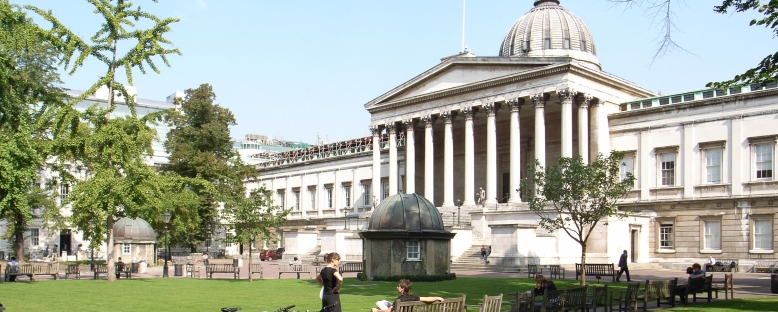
[[456, 199, 462, 227], [162, 210, 171, 278], [452, 212, 455, 226], [89, 218, 95, 271], [343, 208, 348, 230]]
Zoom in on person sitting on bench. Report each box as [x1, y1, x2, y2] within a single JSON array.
[[675, 263, 705, 301], [371, 279, 444, 312]]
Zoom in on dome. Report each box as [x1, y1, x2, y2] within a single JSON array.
[[113, 217, 157, 243], [499, 0, 600, 69], [366, 193, 445, 232]]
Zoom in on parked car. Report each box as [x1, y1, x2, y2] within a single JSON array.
[[259, 248, 284, 261]]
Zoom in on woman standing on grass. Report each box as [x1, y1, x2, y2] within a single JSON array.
[[316, 252, 343, 312]]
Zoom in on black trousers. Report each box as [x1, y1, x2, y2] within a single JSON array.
[[617, 266, 630, 281]]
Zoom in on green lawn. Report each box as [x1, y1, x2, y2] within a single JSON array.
[[0, 277, 773, 311], [663, 298, 778, 311]]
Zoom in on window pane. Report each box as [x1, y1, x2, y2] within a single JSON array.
[[30, 228, 39, 246], [294, 191, 300, 211], [620, 158, 634, 182], [756, 144, 774, 179], [327, 188, 333, 208], [661, 153, 675, 186], [706, 148, 722, 183], [704, 220, 721, 250], [407, 241, 420, 260], [659, 224, 673, 249], [754, 219, 773, 250], [344, 186, 351, 207]]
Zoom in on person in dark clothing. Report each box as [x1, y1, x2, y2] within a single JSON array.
[[316, 252, 343, 312], [371, 279, 444, 312], [116, 257, 125, 279], [533, 274, 557, 296], [616, 250, 631, 282]]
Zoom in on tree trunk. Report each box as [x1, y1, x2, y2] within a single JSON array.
[[14, 231, 24, 262], [248, 240, 253, 283], [580, 243, 587, 286], [107, 217, 115, 282]]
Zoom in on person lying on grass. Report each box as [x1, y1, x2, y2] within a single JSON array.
[[371, 279, 444, 312]]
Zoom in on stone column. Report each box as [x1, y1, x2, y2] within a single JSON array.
[[590, 99, 610, 160], [442, 111, 455, 207], [351, 168, 359, 210], [333, 169, 341, 216], [639, 129, 651, 200], [484, 103, 498, 205], [317, 171, 323, 218], [730, 117, 743, 196], [532, 93, 548, 169], [300, 174, 307, 218], [388, 123, 398, 196], [423, 116, 435, 204], [371, 126, 381, 207], [507, 99, 524, 203], [577, 94, 592, 163], [462, 107, 476, 205], [557, 89, 575, 158], [403, 119, 416, 194], [682, 122, 694, 199]]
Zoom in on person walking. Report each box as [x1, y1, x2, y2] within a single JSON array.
[[316, 252, 343, 312], [480, 246, 486, 260], [616, 250, 630, 282], [484, 246, 491, 264]]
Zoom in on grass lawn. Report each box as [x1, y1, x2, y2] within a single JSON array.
[[0, 276, 773, 311], [663, 298, 778, 311]]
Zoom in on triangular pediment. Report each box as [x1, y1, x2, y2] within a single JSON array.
[[365, 57, 564, 110]]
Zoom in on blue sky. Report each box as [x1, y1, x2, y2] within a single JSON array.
[[17, 1, 773, 144]]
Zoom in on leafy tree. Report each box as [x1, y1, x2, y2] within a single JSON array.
[[28, 0, 183, 281], [521, 152, 635, 286], [224, 186, 289, 282], [0, 0, 67, 260], [609, 0, 778, 88], [163, 84, 255, 251]]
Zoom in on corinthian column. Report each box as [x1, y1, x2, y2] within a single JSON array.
[[422, 116, 435, 204], [557, 89, 576, 158], [484, 103, 498, 205], [371, 126, 381, 206], [532, 93, 548, 169], [462, 107, 476, 206], [442, 111, 455, 207], [387, 123, 398, 196], [403, 119, 415, 194], [508, 98, 524, 203], [577, 94, 592, 163]]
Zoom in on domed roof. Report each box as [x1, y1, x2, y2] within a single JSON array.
[[367, 193, 445, 232], [113, 217, 157, 243], [499, 0, 600, 69]]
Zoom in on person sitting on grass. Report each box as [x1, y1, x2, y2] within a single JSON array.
[[371, 279, 444, 312]]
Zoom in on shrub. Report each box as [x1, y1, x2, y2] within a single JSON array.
[[357, 272, 368, 281]]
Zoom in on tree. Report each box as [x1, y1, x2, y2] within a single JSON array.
[[163, 84, 255, 251], [28, 0, 183, 281], [224, 186, 289, 282], [609, 0, 778, 88], [0, 0, 67, 260], [521, 152, 635, 286]]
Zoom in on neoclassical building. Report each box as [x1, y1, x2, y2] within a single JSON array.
[[252, 0, 777, 269]]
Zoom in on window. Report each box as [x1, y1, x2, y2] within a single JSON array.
[[619, 152, 636, 183], [407, 241, 420, 260], [343, 185, 351, 207], [563, 38, 570, 49], [309, 188, 316, 210], [30, 228, 39, 246], [277, 190, 285, 208], [362, 183, 371, 206], [544, 38, 550, 49], [581, 40, 587, 52], [326, 187, 333, 208], [226, 233, 235, 247], [753, 217, 773, 251], [705, 148, 723, 183], [204, 234, 212, 249], [381, 181, 389, 200], [703, 219, 721, 250], [658, 223, 674, 250], [293, 190, 300, 211], [123, 243, 131, 255], [755, 143, 773, 179], [525, 40, 530, 52], [59, 183, 70, 202], [660, 153, 676, 186]]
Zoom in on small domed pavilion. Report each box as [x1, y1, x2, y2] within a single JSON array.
[[359, 194, 455, 278], [112, 217, 157, 262]]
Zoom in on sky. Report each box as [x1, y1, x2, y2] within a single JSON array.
[[16, 0, 774, 145]]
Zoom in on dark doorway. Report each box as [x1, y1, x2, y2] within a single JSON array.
[[501, 172, 510, 203], [239, 244, 244, 255], [630, 229, 637, 263], [60, 229, 72, 256]]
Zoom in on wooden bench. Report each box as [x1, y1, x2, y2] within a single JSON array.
[[278, 264, 312, 278], [706, 259, 738, 272], [677, 275, 712, 304], [754, 260, 778, 273], [338, 262, 363, 273], [185, 263, 201, 278], [506, 291, 534, 312], [526, 264, 543, 278], [394, 294, 466, 312], [712, 273, 734, 300], [637, 278, 677, 311], [538, 287, 588, 312], [249, 263, 263, 279], [116, 263, 132, 278], [575, 263, 616, 281], [4, 263, 60, 281], [206, 263, 240, 279], [548, 265, 565, 280], [65, 264, 81, 279], [94, 263, 108, 279]]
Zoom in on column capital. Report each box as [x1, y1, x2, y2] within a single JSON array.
[[386, 123, 396, 134], [483, 103, 498, 117], [575, 93, 594, 108], [369, 125, 381, 135], [461, 106, 476, 120], [441, 111, 455, 124], [507, 98, 525, 113], [422, 115, 435, 128], [556, 88, 577, 103], [532, 93, 549, 108], [402, 119, 415, 130]]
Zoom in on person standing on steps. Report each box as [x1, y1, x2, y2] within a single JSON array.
[[616, 250, 630, 282], [480, 246, 486, 260], [484, 246, 491, 264]]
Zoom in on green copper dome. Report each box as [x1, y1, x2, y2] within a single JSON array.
[[367, 193, 445, 232]]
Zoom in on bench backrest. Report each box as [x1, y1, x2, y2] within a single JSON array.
[[95, 264, 108, 273], [687, 276, 707, 293], [756, 261, 776, 267], [644, 278, 677, 300], [575, 263, 614, 274], [66, 264, 80, 273], [338, 262, 363, 273], [281, 264, 310, 272], [511, 292, 535, 312], [206, 264, 236, 272], [587, 285, 608, 307], [394, 295, 466, 312], [478, 294, 502, 312], [540, 287, 588, 312], [250, 264, 263, 272]]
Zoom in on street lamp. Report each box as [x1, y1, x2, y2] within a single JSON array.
[[89, 218, 95, 271], [162, 210, 171, 278], [456, 199, 462, 227], [343, 208, 348, 230], [452, 212, 455, 226]]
